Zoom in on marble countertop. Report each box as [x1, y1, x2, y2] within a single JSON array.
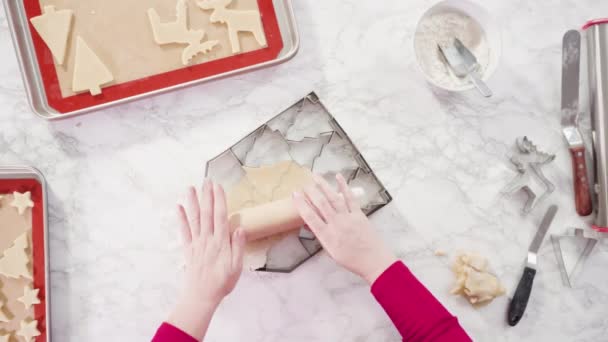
[[1, 0, 608, 341]]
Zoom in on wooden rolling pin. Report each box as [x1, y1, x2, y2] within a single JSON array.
[[229, 188, 365, 242]]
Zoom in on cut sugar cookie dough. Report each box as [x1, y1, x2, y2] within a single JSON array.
[[225, 161, 314, 270], [0, 233, 32, 280], [17, 320, 40, 342], [18, 286, 40, 310], [10, 191, 34, 215], [29, 6, 74, 65], [197, 0, 267, 54], [0, 300, 10, 322], [450, 253, 505, 305], [72, 36, 114, 96], [148, 0, 220, 65]]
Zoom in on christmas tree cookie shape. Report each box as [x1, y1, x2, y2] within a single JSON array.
[[17, 320, 40, 342], [0, 300, 10, 322], [30, 6, 74, 65], [10, 191, 34, 215], [72, 36, 114, 96], [0, 233, 32, 280], [18, 286, 41, 310]]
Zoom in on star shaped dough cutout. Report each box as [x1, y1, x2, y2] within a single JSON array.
[[18, 286, 41, 309], [10, 191, 34, 215], [17, 320, 40, 342], [0, 333, 10, 342]]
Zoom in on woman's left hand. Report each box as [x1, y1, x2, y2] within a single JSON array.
[[168, 179, 246, 340]]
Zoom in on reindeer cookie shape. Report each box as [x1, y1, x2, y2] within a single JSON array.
[[148, 0, 220, 65], [197, 0, 267, 53], [502, 137, 556, 215]]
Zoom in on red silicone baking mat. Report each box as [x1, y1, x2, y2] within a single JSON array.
[[23, 0, 284, 114], [0, 179, 47, 342]]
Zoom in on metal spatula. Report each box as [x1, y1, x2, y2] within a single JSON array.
[[438, 38, 492, 97]]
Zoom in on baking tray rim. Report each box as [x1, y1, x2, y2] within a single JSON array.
[[4, 0, 300, 121], [0, 165, 51, 342]]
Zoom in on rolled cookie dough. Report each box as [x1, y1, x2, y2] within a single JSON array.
[[450, 253, 505, 305], [225, 161, 314, 270]]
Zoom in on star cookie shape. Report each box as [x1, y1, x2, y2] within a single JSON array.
[[18, 286, 41, 309], [10, 191, 34, 215], [17, 320, 41, 342]]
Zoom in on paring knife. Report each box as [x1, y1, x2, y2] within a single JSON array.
[[454, 38, 493, 97], [561, 30, 593, 216], [507, 205, 558, 326]]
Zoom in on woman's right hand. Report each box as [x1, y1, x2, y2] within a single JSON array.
[[293, 174, 397, 285]]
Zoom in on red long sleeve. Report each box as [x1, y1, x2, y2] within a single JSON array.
[[372, 261, 471, 342], [152, 322, 198, 342], [152, 262, 470, 342]]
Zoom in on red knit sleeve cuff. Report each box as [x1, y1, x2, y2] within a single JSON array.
[[152, 322, 198, 342], [371, 260, 413, 296]]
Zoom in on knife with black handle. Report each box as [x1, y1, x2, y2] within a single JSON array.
[[508, 205, 558, 326]]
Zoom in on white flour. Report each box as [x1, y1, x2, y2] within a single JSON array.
[[414, 10, 490, 89]]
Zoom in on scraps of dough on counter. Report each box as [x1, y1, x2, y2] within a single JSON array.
[[450, 252, 505, 305]]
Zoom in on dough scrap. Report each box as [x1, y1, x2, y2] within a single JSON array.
[[434, 249, 447, 257], [0, 334, 10, 342], [196, 0, 267, 53], [0, 233, 32, 280], [29, 6, 74, 65], [450, 253, 505, 305], [17, 320, 40, 342], [148, 0, 220, 65], [0, 300, 10, 322], [72, 36, 114, 96], [18, 286, 41, 310], [225, 161, 313, 270], [10, 191, 34, 215]]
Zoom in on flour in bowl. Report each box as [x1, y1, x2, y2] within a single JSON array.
[[414, 10, 490, 89]]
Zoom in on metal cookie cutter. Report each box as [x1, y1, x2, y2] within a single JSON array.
[[502, 137, 556, 215], [551, 228, 598, 287]]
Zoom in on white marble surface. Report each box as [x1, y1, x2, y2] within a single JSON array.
[[1, 0, 608, 341]]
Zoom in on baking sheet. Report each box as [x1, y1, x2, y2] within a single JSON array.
[[0, 176, 48, 342], [41, 0, 268, 98], [19, 0, 286, 114]]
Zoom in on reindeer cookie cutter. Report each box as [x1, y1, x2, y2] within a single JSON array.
[[502, 136, 556, 215], [148, 0, 220, 65], [197, 0, 267, 53]]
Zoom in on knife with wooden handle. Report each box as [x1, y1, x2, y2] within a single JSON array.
[[561, 30, 593, 216]]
